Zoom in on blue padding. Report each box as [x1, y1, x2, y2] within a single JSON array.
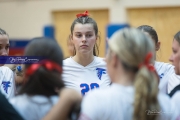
[[105, 24, 130, 54], [43, 25, 55, 39], [106, 24, 130, 39], [9, 40, 29, 48]]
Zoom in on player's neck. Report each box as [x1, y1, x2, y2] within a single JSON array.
[[72, 53, 94, 67], [113, 70, 134, 86]]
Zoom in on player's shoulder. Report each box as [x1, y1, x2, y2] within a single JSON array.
[[0, 66, 13, 76], [155, 61, 174, 71], [82, 84, 134, 108], [0, 66, 13, 73], [158, 92, 170, 102], [10, 94, 56, 119], [10, 94, 58, 108], [84, 87, 110, 100], [94, 56, 105, 62], [9, 94, 29, 110], [63, 57, 72, 64], [171, 91, 180, 115], [158, 92, 173, 113], [10, 94, 27, 101], [157, 93, 179, 120], [171, 91, 180, 101], [84, 84, 127, 100], [93, 56, 106, 66], [155, 61, 172, 67]]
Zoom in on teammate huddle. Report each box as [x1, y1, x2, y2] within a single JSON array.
[[0, 10, 180, 120]]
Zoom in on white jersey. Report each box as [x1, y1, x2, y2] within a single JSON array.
[[171, 91, 180, 119], [9, 94, 58, 120], [0, 66, 15, 98], [62, 56, 111, 95], [168, 73, 180, 94], [80, 83, 179, 120], [155, 61, 180, 94]]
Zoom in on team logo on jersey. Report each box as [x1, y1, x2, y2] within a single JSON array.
[[1, 81, 11, 94], [96, 68, 106, 80], [159, 73, 164, 79]]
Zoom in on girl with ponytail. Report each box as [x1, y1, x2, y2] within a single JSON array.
[[79, 28, 178, 120], [9, 37, 66, 120], [138, 25, 180, 94]]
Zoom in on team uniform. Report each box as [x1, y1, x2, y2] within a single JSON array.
[[169, 84, 180, 118], [154, 61, 180, 94], [168, 73, 180, 94], [9, 94, 58, 120], [80, 83, 179, 120], [62, 56, 111, 95], [171, 91, 180, 117], [0, 66, 15, 98]]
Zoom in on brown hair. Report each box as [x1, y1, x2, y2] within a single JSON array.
[[19, 37, 64, 97], [137, 25, 158, 44], [0, 28, 9, 36], [174, 31, 180, 44], [70, 11, 100, 56]]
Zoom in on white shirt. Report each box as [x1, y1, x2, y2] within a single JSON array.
[[168, 73, 180, 94], [80, 83, 179, 120], [9, 94, 58, 120], [155, 61, 180, 94], [62, 56, 111, 95], [0, 66, 15, 98], [171, 91, 180, 115]]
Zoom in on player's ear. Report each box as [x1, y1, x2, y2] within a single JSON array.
[[156, 41, 160, 51], [112, 53, 119, 68], [69, 34, 73, 41], [96, 34, 101, 41]]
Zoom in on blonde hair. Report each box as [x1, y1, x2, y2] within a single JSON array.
[[109, 28, 160, 120]]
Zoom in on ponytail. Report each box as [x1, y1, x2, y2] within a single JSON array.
[[133, 66, 160, 120]]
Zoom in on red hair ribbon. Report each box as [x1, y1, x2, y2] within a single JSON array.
[[25, 60, 62, 76], [139, 52, 160, 84], [76, 11, 89, 18], [139, 52, 155, 72]]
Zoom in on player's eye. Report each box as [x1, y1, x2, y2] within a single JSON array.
[[87, 34, 92, 37], [76, 34, 82, 38]]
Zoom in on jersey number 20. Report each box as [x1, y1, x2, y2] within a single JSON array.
[[80, 83, 99, 95]]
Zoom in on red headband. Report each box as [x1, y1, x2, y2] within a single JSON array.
[[25, 60, 62, 76], [76, 11, 89, 18], [139, 52, 155, 72]]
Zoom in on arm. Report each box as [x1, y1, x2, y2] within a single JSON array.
[[43, 88, 82, 120], [0, 66, 15, 98]]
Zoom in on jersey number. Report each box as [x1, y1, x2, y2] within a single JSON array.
[[80, 83, 99, 95]]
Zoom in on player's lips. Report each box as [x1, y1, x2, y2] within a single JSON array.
[[80, 45, 88, 48]]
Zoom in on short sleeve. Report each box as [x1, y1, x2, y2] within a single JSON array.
[[0, 66, 15, 98]]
